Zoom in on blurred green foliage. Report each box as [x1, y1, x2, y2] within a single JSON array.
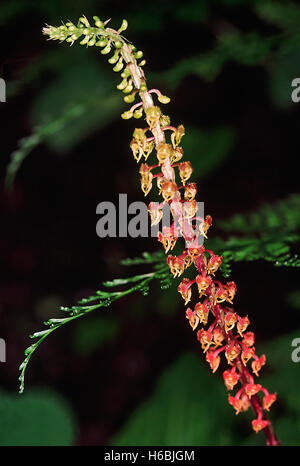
[[152, 32, 275, 87], [112, 329, 300, 446], [183, 126, 236, 179], [218, 194, 300, 234], [0, 389, 76, 445], [112, 353, 237, 446], [73, 315, 118, 355], [29, 56, 122, 153]]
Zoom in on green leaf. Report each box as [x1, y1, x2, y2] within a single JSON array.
[[0, 390, 75, 446]]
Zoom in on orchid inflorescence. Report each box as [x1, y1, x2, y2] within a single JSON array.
[[43, 16, 280, 445]]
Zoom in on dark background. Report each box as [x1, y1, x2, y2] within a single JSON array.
[[0, 0, 300, 446]]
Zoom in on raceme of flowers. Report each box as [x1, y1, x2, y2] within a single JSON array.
[[43, 16, 279, 445]]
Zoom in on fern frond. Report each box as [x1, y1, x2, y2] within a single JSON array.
[[19, 256, 170, 393], [217, 195, 300, 234], [207, 233, 300, 278]]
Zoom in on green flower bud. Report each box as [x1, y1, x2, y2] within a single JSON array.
[[139, 83, 147, 92], [117, 79, 128, 90], [133, 108, 144, 119], [93, 16, 105, 28], [88, 39, 96, 46], [96, 37, 108, 47], [121, 69, 131, 78], [158, 95, 171, 104], [83, 28, 89, 35], [101, 44, 111, 54], [119, 19, 128, 32], [114, 40, 123, 49], [123, 94, 135, 103], [108, 52, 119, 64], [138, 60, 146, 67], [113, 61, 124, 72], [121, 111, 133, 120], [79, 16, 90, 27], [123, 83, 133, 94], [80, 36, 90, 45], [134, 51, 143, 59]]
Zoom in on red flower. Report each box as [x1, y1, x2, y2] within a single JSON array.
[[178, 278, 193, 305], [206, 350, 221, 373], [224, 312, 237, 333], [251, 355, 266, 376], [241, 346, 256, 366], [226, 281, 237, 303], [237, 316, 250, 336], [195, 272, 212, 297], [228, 395, 247, 415], [223, 368, 239, 390], [197, 329, 213, 353], [245, 383, 262, 397], [185, 308, 199, 331], [242, 332, 255, 347], [207, 254, 223, 275], [252, 419, 270, 433], [263, 393, 277, 411], [213, 327, 225, 346], [225, 342, 241, 365], [167, 255, 185, 278], [194, 302, 210, 326]]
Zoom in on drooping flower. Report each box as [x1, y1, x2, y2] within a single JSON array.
[[252, 418, 270, 433], [223, 368, 239, 391], [263, 393, 277, 411], [251, 354, 266, 376], [178, 278, 193, 305]]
